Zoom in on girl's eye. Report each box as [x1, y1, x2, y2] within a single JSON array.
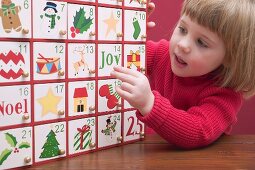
[[197, 38, 208, 48], [178, 26, 187, 34]]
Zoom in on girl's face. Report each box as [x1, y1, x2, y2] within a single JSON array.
[[170, 15, 226, 77]]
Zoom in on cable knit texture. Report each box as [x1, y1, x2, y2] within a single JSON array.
[[136, 40, 243, 149]]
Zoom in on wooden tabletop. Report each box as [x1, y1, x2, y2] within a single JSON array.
[[25, 134, 255, 170]]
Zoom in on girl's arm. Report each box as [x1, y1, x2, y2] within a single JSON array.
[[136, 88, 243, 149]]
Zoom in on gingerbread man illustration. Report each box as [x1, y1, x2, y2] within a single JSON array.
[[0, 0, 22, 33]]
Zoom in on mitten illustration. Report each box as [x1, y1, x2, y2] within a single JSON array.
[[99, 84, 111, 98], [99, 84, 120, 109], [132, 17, 141, 40], [0, 0, 22, 33], [107, 93, 120, 109]]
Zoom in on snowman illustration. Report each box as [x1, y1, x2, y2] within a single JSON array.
[[101, 117, 117, 139], [40, 2, 60, 33]]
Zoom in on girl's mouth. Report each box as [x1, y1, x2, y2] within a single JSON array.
[[174, 54, 187, 67]]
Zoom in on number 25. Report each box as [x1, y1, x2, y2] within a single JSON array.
[[126, 116, 143, 136]]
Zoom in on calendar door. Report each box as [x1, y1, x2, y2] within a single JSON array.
[[67, 4, 95, 40], [124, 110, 145, 142], [0, 85, 31, 127], [98, 7, 122, 41], [68, 117, 96, 155], [0, 41, 30, 83], [124, 10, 146, 42], [98, 44, 122, 77], [68, 43, 96, 78], [0, 0, 31, 38], [68, 81, 96, 117], [98, 79, 122, 113], [33, 0, 67, 39], [98, 113, 122, 148], [34, 83, 65, 122], [34, 122, 66, 163], [0, 127, 32, 169], [33, 42, 66, 81]]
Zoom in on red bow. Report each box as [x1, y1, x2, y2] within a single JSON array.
[[77, 125, 90, 133]]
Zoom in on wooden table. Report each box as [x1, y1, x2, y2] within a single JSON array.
[[25, 134, 255, 170]]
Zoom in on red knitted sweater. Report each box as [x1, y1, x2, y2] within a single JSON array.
[[136, 40, 243, 149]]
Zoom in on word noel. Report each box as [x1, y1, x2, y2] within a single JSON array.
[[99, 51, 121, 69], [0, 99, 28, 116]]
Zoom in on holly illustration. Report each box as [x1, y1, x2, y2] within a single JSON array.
[[0, 133, 30, 165], [40, 130, 60, 158], [70, 8, 93, 38]]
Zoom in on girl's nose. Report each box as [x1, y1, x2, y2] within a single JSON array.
[[177, 40, 191, 53]]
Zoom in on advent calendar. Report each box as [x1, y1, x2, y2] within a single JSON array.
[[0, 0, 147, 169]]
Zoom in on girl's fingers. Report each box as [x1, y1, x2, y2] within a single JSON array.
[[147, 21, 156, 28], [111, 70, 136, 85], [113, 66, 140, 78], [115, 86, 132, 101], [148, 2, 155, 16], [120, 82, 134, 93]]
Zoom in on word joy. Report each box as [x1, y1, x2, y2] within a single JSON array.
[[99, 51, 121, 69]]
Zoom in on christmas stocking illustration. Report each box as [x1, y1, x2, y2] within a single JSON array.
[[132, 17, 141, 40], [99, 84, 120, 109]]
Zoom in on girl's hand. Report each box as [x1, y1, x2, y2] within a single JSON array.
[[111, 66, 154, 116], [147, 0, 156, 28]]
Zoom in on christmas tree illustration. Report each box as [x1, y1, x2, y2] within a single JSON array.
[[39, 130, 60, 158]]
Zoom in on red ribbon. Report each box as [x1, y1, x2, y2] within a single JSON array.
[[77, 125, 90, 149]]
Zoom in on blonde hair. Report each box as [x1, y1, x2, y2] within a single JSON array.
[[181, 0, 255, 98]]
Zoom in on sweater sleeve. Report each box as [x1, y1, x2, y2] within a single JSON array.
[[136, 88, 243, 149]]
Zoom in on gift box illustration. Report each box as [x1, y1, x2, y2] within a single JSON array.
[[74, 124, 92, 150], [127, 50, 141, 71]]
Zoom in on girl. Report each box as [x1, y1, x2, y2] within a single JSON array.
[[111, 0, 255, 149]]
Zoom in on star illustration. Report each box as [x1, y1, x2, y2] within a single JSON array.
[[103, 11, 119, 37], [37, 88, 62, 117]]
